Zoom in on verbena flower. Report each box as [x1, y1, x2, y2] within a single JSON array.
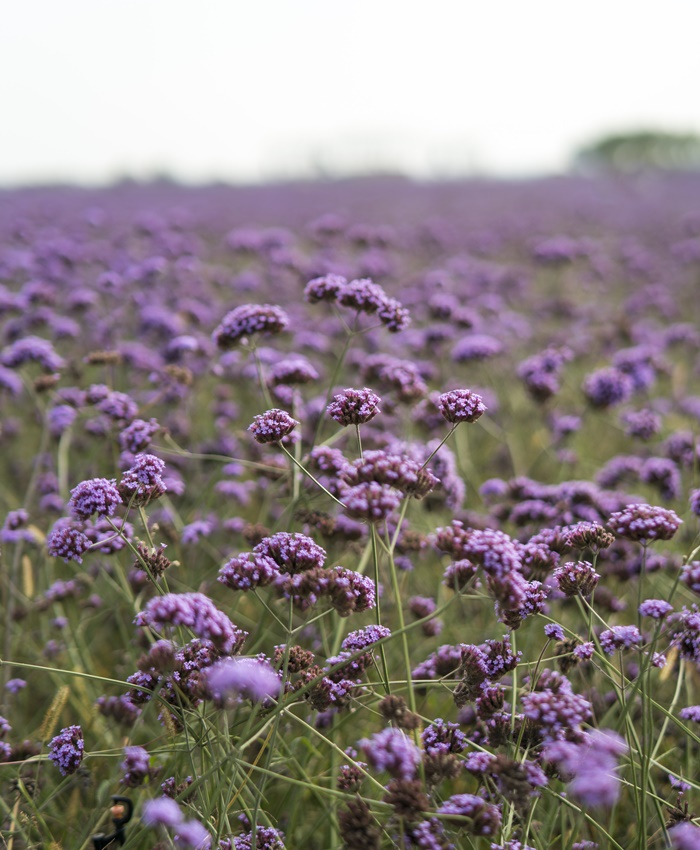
[[119, 453, 167, 505], [436, 793, 502, 835], [121, 745, 155, 787], [134, 593, 248, 655], [421, 718, 466, 755], [46, 519, 91, 563], [608, 503, 682, 542], [358, 728, 422, 779], [670, 822, 700, 850], [233, 825, 286, 849], [213, 304, 288, 349], [48, 725, 84, 775], [582, 367, 633, 408], [254, 532, 326, 574], [639, 598, 674, 619], [174, 819, 211, 849], [327, 387, 381, 426], [545, 624, 565, 641], [68, 477, 122, 519], [248, 409, 298, 444], [553, 560, 600, 597], [1, 335, 65, 372], [437, 388, 487, 424], [206, 657, 280, 704], [599, 625, 643, 654], [343, 482, 402, 523], [218, 552, 279, 591], [544, 730, 627, 808], [680, 562, 700, 596], [142, 796, 183, 828]]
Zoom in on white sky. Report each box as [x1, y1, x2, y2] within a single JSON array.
[[1, 0, 699, 185]]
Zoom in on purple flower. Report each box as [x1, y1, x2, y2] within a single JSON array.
[[421, 719, 466, 756], [5, 678, 26, 694], [545, 624, 565, 641], [119, 453, 167, 504], [119, 417, 161, 453], [142, 796, 184, 828], [679, 705, 700, 723], [640, 457, 681, 501], [562, 521, 615, 551], [121, 745, 154, 787], [341, 624, 391, 653], [582, 367, 633, 408], [341, 451, 438, 499], [336, 277, 386, 314], [174, 819, 212, 849], [574, 642, 595, 660], [521, 670, 591, 742], [46, 519, 92, 563], [681, 562, 700, 596], [437, 389, 487, 424], [343, 482, 402, 523], [206, 657, 280, 703], [248, 409, 298, 444], [68, 478, 122, 520], [304, 273, 345, 303], [134, 592, 248, 655], [452, 334, 503, 362], [218, 553, 279, 591], [269, 356, 319, 387], [622, 409, 662, 440], [358, 728, 421, 780], [690, 489, 700, 518], [254, 532, 326, 574], [48, 404, 78, 436], [553, 561, 600, 597], [48, 725, 84, 775], [1, 335, 65, 372], [213, 304, 289, 349], [599, 625, 643, 654], [233, 826, 286, 849], [639, 598, 674, 619], [327, 387, 381, 426], [97, 390, 138, 423], [326, 567, 376, 616], [376, 297, 411, 332], [670, 822, 700, 850], [436, 794, 502, 835], [608, 503, 682, 542]]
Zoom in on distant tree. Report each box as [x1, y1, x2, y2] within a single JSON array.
[[573, 130, 700, 173]]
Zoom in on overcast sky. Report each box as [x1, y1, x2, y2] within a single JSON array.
[[1, 0, 699, 185]]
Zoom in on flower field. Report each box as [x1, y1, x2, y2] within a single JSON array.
[[1, 174, 700, 849]]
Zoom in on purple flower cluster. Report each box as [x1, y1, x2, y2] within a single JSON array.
[[206, 657, 280, 704], [121, 745, 156, 787], [544, 730, 627, 807], [48, 725, 84, 775], [68, 477, 122, 519], [521, 669, 592, 742], [358, 728, 422, 779], [46, 518, 91, 563], [327, 387, 381, 426], [212, 303, 289, 349], [248, 408, 299, 444], [254, 532, 326, 574], [305, 275, 410, 332], [134, 593, 248, 654], [119, 453, 167, 504], [437, 388, 487, 424], [599, 625, 643, 654], [608, 502, 683, 543]]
